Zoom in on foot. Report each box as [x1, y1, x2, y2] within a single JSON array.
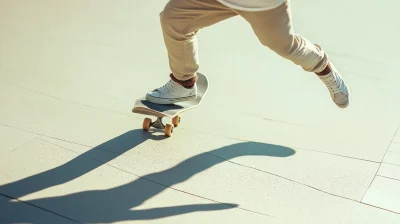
[[146, 79, 197, 104], [319, 63, 350, 108]]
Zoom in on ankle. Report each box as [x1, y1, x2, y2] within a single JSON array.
[[316, 63, 332, 76], [170, 73, 198, 88]]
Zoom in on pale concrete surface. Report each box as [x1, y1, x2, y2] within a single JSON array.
[[1, 0, 400, 223]]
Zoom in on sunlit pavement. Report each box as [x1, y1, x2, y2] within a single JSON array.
[[1, 1, 400, 223]]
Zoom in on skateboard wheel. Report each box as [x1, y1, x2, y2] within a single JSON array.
[[143, 118, 152, 131], [172, 116, 180, 127], [164, 124, 173, 137]]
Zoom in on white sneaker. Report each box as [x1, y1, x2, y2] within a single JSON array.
[[319, 63, 350, 108], [146, 79, 197, 104]]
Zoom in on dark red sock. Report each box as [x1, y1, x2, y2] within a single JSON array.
[[170, 73, 198, 88]]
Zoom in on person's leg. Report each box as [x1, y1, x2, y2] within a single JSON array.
[[146, 0, 237, 104], [238, 1, 350, 108], [161, 0, 236, 82]]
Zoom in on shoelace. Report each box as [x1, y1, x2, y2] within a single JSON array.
[[323, 74, 342, 94], [157, 80, 180, 93]]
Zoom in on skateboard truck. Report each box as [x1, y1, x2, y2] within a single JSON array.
[[142, 116, 180, 137], [152, 117, 165, 129]]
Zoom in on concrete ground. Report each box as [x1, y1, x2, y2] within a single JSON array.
[[1, 0, 400, 223]]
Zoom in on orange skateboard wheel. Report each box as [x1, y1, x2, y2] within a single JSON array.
[[164, 124, 174, 137], [172, 116, 180, 127], [143, 118, 152, 131]]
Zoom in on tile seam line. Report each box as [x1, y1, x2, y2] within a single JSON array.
[[0, 123, 96, 149], [1, 82, 317, 131], [1, 137, 279, 220], [0, 192, 82, 224], [3, 82, 132, 117], [0, 83, 389, 163], [360, 201, 400, 215], [193, 129, 380, 164], [209, 152, 365, 202], [376, 175, 400, 182], [361, 124, 400, 202], [42, 136, 397, 216], [0, 123, 400, 215], [101, 164, 279, 219], [386, 150, 400, 155], [1, 82, 385, 163], [9, 137, 39, 153], [0, 123, 380, 165], [41, 139, 278, 219], [381, 162, 400, 167], [42, 137, 362, 201], [0, 123, 385, 201]]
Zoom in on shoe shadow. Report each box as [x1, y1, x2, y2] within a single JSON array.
[[141, 100, 184, 111], [0, 129, 295, 223]]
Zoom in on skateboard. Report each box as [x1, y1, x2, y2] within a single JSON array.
[[132, 72, 209, 137]]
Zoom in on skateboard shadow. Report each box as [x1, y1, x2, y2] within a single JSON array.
[[0, 129, 295, 223]]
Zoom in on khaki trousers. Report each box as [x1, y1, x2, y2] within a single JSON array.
[[160, 0, 328, 81]]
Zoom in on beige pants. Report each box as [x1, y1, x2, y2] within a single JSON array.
[[160, 0, 329, 81]]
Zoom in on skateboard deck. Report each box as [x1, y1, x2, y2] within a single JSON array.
[[132, 72, 209, 136]]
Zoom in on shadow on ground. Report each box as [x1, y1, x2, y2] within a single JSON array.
[[0, 129, 295, 223]]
